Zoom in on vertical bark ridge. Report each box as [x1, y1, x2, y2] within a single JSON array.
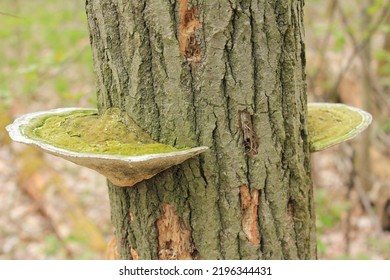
[[126, 0, 162, 139], [249, 0, 288, 259], [277, 0, 314, 259]]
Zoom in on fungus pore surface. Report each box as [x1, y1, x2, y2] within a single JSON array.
[[23, 108, 185, 156]]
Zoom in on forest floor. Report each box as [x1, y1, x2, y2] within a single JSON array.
[[312, 146, 390, 259]]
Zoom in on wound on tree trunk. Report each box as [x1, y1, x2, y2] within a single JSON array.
[[240, 184, 260, 245], [156, 203, 197, 260], [179, 0, 202, 62]]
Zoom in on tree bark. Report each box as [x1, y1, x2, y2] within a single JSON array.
[[85, 0, 316, 260]]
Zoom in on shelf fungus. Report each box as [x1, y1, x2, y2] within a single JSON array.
[[6, 107, 208, 187], [308, 103, 372, 152]]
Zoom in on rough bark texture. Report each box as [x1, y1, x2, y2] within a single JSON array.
[[85, 0, 316, 259]]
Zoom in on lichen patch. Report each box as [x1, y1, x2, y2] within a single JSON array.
[[156, 203, 196, 260], [240, 185, 260, 245]]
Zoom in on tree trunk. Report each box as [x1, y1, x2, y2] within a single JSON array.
[[85, 0, 316, 260]]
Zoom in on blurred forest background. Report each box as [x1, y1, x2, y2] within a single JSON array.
[[1, 0, 390, 259]]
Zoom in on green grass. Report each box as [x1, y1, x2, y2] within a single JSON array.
[[0, 0, 95, 113], [315, 188, 350, 258], [315, 188, 350, 233]]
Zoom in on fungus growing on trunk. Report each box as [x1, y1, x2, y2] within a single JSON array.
[[237, 102, 371, 246], [6, 107, 208, 187], [6, 103, 371, 187], [307, 103, 372, 152]]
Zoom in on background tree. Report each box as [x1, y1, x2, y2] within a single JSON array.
[[85, 0, 316, 260]]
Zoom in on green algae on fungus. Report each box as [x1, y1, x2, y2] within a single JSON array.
[[24, 108, 183, 156], [308, 103, 372, 152], [7, 107, 209, 187]]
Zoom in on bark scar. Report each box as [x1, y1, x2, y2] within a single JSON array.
[[156, 203, 197, 259], [179, 0, 202, 62], [106, 236, 139, 260], [106, 236, 120, 260], [239, 110, 259, 156], [240, 185, 260, 245], [130, 247, 139, 260]]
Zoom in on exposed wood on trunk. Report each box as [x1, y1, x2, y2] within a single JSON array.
[[240, 185, 260, 245], [106, 236, 120, 260], [106, 235, 139, 260], [130, 247, 140, 260], [239, 111, 259, 156], [156, 203, 196, 260], [179, 0, 202, 62]]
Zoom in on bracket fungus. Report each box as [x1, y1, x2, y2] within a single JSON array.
[[307, 103, 372, 152], [6, 103, 371, 186], [6, 107, 208, 187]]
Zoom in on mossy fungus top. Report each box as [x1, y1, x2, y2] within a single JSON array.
[[307, 103, 372, 152], [7, 107, 208, 186], [23, 108, 184, 156]]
